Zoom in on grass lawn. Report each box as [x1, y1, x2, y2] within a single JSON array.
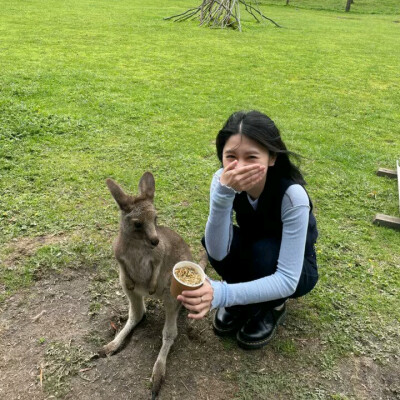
[[260, 0, 400, 14], [0, 0, 399, 398]]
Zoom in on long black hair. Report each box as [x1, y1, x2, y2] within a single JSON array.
[[216, 110, 306, 185]]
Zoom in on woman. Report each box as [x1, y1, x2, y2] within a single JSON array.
[[177, 110, 318, 349]]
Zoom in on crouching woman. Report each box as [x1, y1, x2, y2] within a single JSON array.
[[178, 110, 319, 349]]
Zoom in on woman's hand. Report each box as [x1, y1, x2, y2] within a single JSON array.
[[177, 279, 214, 320], [220, 161, 266, 193]]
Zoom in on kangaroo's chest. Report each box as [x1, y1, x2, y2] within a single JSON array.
[[115, 245, 160, 284]]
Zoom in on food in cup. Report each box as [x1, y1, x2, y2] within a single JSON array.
[[174, 266, 202, 286], [170, 261, 205, 298]]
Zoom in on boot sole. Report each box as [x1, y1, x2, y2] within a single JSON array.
[[236, 310, 286, 350]]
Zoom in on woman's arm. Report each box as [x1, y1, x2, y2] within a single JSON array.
[[210, 184, 310, 309], [205, 163, 267, 260], [178, 166, 268, 319], [205, 160, 266, 261], [204, 169, 236, 261], [177, 168, 238, 320]]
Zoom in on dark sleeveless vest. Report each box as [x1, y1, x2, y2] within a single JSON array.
[[233, 174, 318, 256]]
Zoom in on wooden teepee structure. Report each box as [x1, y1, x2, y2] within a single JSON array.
[[165, 0, 280, 31]]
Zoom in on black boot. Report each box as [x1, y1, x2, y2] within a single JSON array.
[[236, 302, 287, 350], [213, 305, 250, 336]]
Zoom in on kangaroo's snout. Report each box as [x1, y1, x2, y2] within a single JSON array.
[[150, 237, 159, 247]]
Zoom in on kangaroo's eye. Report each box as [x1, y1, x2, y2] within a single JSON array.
[[134, 222, 143, 229]]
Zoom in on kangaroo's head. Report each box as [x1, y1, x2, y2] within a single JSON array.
[[106, 172, 159, 248]]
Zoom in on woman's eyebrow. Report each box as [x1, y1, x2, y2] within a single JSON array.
[[243, 150, 260, 154], [224, 149, 261, 155]]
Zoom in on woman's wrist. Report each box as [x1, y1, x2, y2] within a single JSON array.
[[210, 172, 237, 207], [218, 180, 241, 195], [209, 279, 228, 310]]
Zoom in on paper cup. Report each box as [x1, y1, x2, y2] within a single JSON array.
[[170, 261, 205, 298]]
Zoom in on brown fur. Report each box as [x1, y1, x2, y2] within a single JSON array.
[[99, 172, 205, 399]]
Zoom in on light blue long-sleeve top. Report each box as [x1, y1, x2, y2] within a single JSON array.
[[206, 168, 310, 310]]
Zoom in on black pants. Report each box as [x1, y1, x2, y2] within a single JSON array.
[[202, 226, 318, 311]]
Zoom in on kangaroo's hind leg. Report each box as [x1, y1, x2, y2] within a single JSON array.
[[99, 269, 145, 357], [151, 294, 180, 399]]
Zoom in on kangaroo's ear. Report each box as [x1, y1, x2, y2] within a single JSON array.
[[106, 178, 130, 211], [138, 172, 155, 200]]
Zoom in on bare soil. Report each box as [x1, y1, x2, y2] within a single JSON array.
[[0, 268, 240, 400], [2, 234, 69, 269], [0, 239, 399, 400]]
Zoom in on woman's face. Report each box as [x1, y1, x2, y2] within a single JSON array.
[[222, 134, 275, 171]]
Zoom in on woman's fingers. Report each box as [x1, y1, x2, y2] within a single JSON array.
[[179, 296, 202, 306], [229, 166, 265, 191], [180, 299, 211, 319], [233, 166, 264, 182], [233, 164, 262, 177], [182, 300, 210, 319], [221, 163, 265, 191], [239, 169, 265, 188], [188, 308, 209, 320], [223, 160, 238, 172], [223, 163, 260, 179], [179, 285, 210, 299], [236, 167, 264, 183], [181, 301, 202, 312], [177, 281, 213, 320], [220, 161, 238, 186], [223, 166, 262, 187]]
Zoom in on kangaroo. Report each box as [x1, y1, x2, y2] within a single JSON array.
[[100, 172, 205, 399]]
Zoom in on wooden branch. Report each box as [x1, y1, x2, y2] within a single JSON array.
[[241, 1, 260, 22], [397, 160, 400, 213], [376, 168, 397, 178], [200, 0, 220, 26], [373, 214, 400, 230], [165, 0, 280, 29], [175, 9, 201, 22], [377, 160, 400, 214], [238, 0, 281, 27], [164, 7, 201, 21], [235, 0, 242, 31]]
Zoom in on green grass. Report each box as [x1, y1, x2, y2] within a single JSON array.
[[44, 341, 95, 397], [1, 0, 399, 398], [260, 0, 400, 14]]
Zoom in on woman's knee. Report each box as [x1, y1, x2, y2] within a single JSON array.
[[250, 237, 281, 277], [201, 235, 242, 282], [291, 256, 318, 298]]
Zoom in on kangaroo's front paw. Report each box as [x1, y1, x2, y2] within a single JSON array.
[[98, 341, 118, 358], [149, 284, 157, 295]]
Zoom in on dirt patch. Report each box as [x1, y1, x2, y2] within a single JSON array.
[[0, 270, 239, 400], [331, 356, 400, 400], [0, 268, 398, 400], [2, 233, 68, 268]]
